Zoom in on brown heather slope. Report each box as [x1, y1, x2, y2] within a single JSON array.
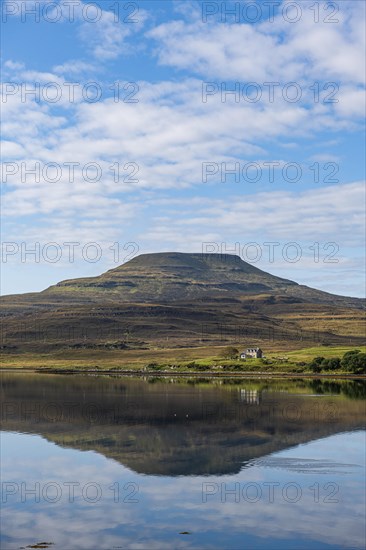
[[1, 252, 365, 354]]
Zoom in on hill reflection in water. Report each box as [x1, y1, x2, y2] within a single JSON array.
[[1, 374, 365, 476]]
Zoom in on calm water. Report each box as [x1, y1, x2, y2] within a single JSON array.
[[1, 374, 365, 550]]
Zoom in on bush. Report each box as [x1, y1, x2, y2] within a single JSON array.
[[230, 363, 246, 371], [341, 350, 366, 374], [146, 362, 162, 370], [309, 351, 365, 374], [309, 356, 325, 372], [221, 346, 239, 359], [309, 356, 341, 372], [312, 356, 325, 366], [311, 363, 322, 373], [321, 357, 341, 371], [195, 364, 211, 371]]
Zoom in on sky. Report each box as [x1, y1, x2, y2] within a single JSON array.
[[1, 0, 365, 297]]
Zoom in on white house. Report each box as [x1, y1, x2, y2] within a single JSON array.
[[240, 347, 263, 359]]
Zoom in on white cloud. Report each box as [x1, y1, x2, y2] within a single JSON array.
[[144, 182, 365, 243], [3, 59, 25, 70], [148, 1, 365, 87], [1, 140, 26, 158], [62, 1, 150, 62], [52, 60, 98, 75]]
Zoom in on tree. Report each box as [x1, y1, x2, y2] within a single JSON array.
[[309, 356, 341, 372], [321, 357, 341, 371], [222, 346, 239, 359], [310, 362, 322, 373], [341, 350, 366, 374], [309, 356, 325, 372]]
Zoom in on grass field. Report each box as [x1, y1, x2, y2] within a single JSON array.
[[1, 344, 365, 373]]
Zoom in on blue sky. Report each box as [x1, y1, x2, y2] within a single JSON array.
[[1, 0, 365, 296]]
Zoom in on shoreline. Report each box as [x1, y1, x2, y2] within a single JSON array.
[[1, 367, 365, 379]]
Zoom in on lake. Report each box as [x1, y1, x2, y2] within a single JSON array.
[[1, 373, 365, 549]]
